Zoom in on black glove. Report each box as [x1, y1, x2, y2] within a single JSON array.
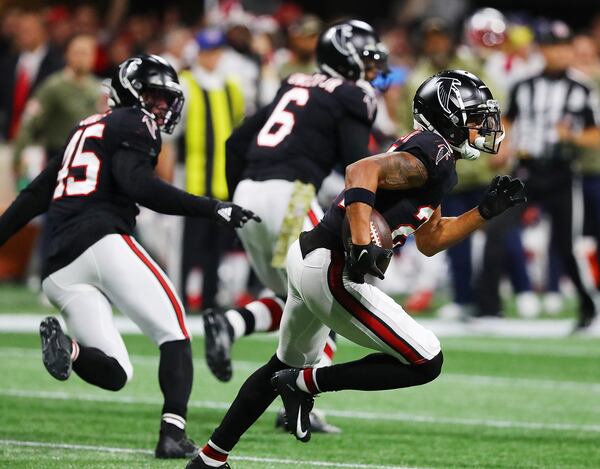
[[214, 202, 261, 228], [478, 175, 527, 220], [347, 243, 393, 284]]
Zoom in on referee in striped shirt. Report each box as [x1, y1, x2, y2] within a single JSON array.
[[503, 20, 600, 330]]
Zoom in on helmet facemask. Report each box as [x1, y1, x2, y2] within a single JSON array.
[[458, 100, 504, 159], [362, 42, 390, 84], [140, 86, 184, 135]]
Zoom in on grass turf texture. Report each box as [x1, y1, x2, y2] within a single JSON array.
[[1, 330, 599, 469]]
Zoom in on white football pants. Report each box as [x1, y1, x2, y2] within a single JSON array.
[[277, 241, 441, 367], [232, 179, 322, 297], [42, 234, 190, 380]]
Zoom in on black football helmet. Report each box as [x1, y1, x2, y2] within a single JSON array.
[[413, 70, 504, 160], [316, 20, 388, 82], [108, 54, 184, 134]]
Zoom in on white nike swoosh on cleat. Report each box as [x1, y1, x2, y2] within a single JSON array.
[[296, 407, 307, 439]]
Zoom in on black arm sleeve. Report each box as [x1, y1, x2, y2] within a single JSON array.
[[226, 105, 270, 195], [338, 117, 372, 169], [112, 148, 218, 217], [0, 156, 60, 247]]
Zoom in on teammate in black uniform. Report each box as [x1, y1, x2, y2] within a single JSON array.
[[186, 70, 526, 468], [0, 55, 259, 458], [203, 19, 385, 379], [202, 19, 387, 434]]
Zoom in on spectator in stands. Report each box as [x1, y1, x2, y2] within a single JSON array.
[[0, 10, 64, 142], [276, 14, 322, 80], [13, 34, 103, 185]]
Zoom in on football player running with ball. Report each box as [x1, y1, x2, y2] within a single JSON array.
[[0, 55, 259, 458], [186, 70, 526, 468]]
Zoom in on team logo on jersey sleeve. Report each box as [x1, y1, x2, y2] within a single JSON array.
[[435, 144, 452, 165], [142, 114, 158, 140]]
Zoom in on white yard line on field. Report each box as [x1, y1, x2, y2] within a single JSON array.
[[2, 347, 600, 393], [2, 313, 599, 338], [2, 347, 600, 394], [2, 388, 599, 434], [0, 439, 424, 469]]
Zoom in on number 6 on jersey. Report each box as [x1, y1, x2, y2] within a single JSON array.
[[256, 87, 309, 147]]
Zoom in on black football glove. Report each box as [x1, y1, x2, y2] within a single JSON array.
[[214, 202, 261, 228], [478, 175, 527, 220], [347, 243, 393, 284]]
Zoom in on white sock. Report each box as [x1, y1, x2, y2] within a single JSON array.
[[162, 413, 186, 430], [224, 308, 245, 340]]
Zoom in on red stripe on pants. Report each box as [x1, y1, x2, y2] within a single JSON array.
[[121, 235, 189, 339], [307, 209, 319, 227], [327, 250, 426, 364]]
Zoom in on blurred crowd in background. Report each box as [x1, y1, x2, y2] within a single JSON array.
[[1, 0, 600, 327]]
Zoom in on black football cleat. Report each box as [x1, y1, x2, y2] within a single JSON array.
[[185, 454, 231, 468], [155, 423, 199, 459], [203, 309, 234, 382], [39, 316, 72, 381], [271, 369, 314, 442], [275, 408, 341, 434]]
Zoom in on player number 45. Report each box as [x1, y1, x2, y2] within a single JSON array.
[[257, 87, 309, 147], [53, 122, 104, 199]]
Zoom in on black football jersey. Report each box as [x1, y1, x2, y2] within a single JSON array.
[[44, 107, 162, 277], [319, 130, 458, 249], [241, 72, 377, 190]]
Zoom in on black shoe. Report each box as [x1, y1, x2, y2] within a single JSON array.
[[573, 313, 596, 333], [271, 369, 314, 442], [39, 316, 72, 381], [186, 454, 231, 468], [203, 309, 234, 382], [155, 422, 199, 459]]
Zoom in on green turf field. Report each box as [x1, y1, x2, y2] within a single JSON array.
[[1, 327, 600, 469]]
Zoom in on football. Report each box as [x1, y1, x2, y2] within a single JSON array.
[[342, 208, 393, 274]]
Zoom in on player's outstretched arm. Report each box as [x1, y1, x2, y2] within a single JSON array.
[[112, 148, 260, 228], [414, 175, 526, 256], [344, 151, 428, 245], [0, 156, 60, 247]]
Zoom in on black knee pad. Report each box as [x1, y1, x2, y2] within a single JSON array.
[[418, 351, 444, 384], [104, 359, 128, 391]]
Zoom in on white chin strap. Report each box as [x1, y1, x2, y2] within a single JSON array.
[[453, 140, 480, 160], [413, 118, 480, 160]]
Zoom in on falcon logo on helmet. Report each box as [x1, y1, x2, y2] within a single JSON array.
[[436, 78, 463, 115]]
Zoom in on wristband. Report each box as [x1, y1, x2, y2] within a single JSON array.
[[344, 188, 376, 207]]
